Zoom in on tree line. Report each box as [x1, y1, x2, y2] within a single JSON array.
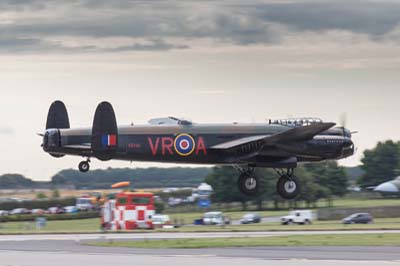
[[0, 167, 211, 189], [205, 161, 347, 209]]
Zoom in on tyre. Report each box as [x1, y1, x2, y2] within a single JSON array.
[[78, 161, 90, 173], [238, 172, 259, 196], [277, 175, 300, 200]]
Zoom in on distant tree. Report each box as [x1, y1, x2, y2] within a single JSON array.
[[296, 166, 331, 207], [359, 140, 400, 187], [250, 168, 277, 210], [51, 189, 60, 199], [205, 166, 251, 210], [0, 174, 34, 188], [36, 192, 48, 200], [51, 167, 211, 189], [304, 161, 348, 198], [155, 201, 165, 213]]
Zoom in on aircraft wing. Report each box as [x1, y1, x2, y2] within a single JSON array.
[[263, 122, 336, 144], [211, 135, 269, 149], [211, 122, 335, 150], [63, 143, 92, 150]]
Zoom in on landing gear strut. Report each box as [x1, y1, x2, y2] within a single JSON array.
[[275, 168, 300, 200], [78, 159, 91, 173], [235, 165, 260, 196]]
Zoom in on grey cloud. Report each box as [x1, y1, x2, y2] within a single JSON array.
[[1, 0, 400, 53], [0, 36, 187, 53], [248, 1, 400, 36]]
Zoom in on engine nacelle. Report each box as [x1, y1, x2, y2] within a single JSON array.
[[43, 129, 64, 157]]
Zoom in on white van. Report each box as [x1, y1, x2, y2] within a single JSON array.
[[202, 212, 229, 225], [280, 210, 314, 225]]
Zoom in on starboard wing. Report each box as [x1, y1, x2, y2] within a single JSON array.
[[263, 122, 336, 144], [211, 135, 269, 149], [210, 122, 336, 151]]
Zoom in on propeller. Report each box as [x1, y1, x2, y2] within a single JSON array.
[[339, 113, 358, 137], [339, 113, 347, 129], [37, 132, 44, 147]]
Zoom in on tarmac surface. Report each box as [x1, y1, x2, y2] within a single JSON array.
[[0, 231, 399, 265]]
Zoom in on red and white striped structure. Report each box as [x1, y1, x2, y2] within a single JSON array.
[[102, 191, 155, 230]]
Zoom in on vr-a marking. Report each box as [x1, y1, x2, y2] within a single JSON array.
[[147, 135, 207, 156]]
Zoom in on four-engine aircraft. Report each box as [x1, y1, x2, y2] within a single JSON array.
[[41, 101, 355, 199]]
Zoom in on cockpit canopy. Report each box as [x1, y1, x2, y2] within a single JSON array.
[[148, 116, 192, 126], [271, 117, 323, 127]]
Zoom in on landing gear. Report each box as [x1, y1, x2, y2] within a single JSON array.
[[275, 168, 300, 200], [78, 159, 90, 173], [235, 165, 260, 196], [234, 165, 301, 199]]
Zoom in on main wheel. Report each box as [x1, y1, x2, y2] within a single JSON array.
[[78, 161, 90, 173], [238, 172, 259, 196], [277, 175, 300, 199]]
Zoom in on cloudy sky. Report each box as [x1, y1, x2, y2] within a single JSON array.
[[1, 0, 400, 180]]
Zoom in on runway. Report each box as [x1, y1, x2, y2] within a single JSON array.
[[0, 231, 399, 265], [1, 229, 400, 241]]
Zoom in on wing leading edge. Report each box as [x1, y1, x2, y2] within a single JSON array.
[[211, 122, 336, 150]]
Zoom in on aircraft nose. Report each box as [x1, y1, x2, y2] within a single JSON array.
[[374, 182, 399, 193], [341, 138, 355, 157]]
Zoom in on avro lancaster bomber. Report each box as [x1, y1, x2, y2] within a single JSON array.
[[42, 101, 355, 199]]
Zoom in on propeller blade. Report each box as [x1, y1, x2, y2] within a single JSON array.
[[351, 131, 358, 134], [37, 133, 44, 137], [339, 113, 347, 128]]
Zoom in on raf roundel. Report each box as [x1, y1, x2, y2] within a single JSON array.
[[174, 134, 196, 156]]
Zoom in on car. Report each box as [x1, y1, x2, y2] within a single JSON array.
[[240, 213, 262, 224], [342, 213, 373, 224], [281, 210, 314, 225], [31, 209, 46, 215], [76, 197, 94, 211], [151, 214, 171, 227], [64, 206, 79, 214], [0, 210, 9, 216], [48, 207, 65, 214], [202, 212, 230, 225], [9, 208, 31, 215]]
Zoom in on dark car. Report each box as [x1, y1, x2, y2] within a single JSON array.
[[240, 213, 262, 224], [342, 213, 373, 224], [48, 207, 65, 215]]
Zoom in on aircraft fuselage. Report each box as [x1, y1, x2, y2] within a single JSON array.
[[44, 123, 353, 168]]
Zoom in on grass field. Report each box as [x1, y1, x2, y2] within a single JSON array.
[[2, 217, 400, 234], [0, 218, 100, 234], [319, 198, 400, 208], [1, 197, 400, 234], [159, 218, 400, 233], [88, 233, 400, 248], [167, 198, 400, 223]]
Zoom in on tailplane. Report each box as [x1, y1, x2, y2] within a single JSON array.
[[91, 101, 118, 161], [46, 100, 70, 129]]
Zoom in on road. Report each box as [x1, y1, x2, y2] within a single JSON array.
[[1, 229, 400, 241], [230, 215, 281, 225], [0, 230, 399, 266]]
